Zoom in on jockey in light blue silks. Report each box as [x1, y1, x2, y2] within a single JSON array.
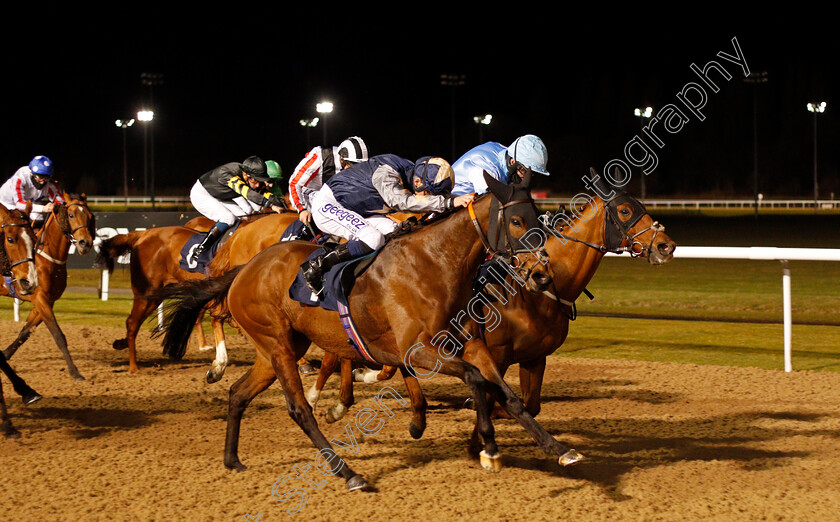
[[451, 134, 550, 196]]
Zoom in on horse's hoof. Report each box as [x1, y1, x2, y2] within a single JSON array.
[[113, 339, 128, 350], [559, 449, 585, 467], [346, 475, 370, 492], [2, 427, 21, 439], [22, 392, 42, 406], [72, 374, 86, 382], [206, 369, 221, 384], [225, 461, 248, 473], [480, 450, 502, 473], [198, 345, 214, 352], [408, 422, 424, 440], [463, 397, 475, 410], [298, 362, 316, 375]]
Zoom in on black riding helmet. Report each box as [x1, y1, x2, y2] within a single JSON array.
[[241, 156, 269, 183]]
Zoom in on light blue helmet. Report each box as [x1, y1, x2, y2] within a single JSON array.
[[507, 135, 549, 176], [29, 155, 54, 176]]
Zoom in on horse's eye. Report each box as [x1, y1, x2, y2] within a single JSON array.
[[7, 236, 13, 243], [511, 218, 522, 228], [69, 213, 75, 218], [620, 208, 631, 217]]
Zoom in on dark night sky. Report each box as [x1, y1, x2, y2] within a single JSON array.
[[2, 14, 837, 200]]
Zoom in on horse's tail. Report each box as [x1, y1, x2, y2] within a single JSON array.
[[149, 265, 244, 360], [94, 231, 143, 273]]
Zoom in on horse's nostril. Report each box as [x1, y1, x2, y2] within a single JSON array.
[[657, 243, 673, 256]]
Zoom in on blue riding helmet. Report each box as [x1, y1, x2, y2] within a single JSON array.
[[29, 155, 54, 176], [412, 156, 454, 195], [507, 135, 549, 176]]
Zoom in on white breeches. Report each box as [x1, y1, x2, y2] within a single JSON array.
[[309, 185, 397, 250], [190, 181, 260, 226]]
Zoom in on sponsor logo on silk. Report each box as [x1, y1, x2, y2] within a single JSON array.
[[321, 203, 364, 231]]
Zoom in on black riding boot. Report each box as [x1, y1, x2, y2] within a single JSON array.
[[301, 242, 357, 295], [190, 223, 226, 264]]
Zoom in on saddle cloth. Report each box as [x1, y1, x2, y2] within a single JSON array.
[[178, 222, 240, 274]]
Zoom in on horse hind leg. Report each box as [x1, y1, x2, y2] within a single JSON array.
[[224, 355, 277, 472], [325, 357, 354, 423], [205, 317, 229, 384], [123, 297, 159, 373], [0, 352, 42, 405], [2, 310, 39, 360], [399, 368, 428, 440], [0, 377, 19, 439], [34, 299, 84, 381], [307, 350, 339, 411]]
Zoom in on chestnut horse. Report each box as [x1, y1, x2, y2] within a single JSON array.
[[1, 194, 96, 381], [154, 172, 583, 491], [94, 211, 298, 373], [305, 171, 676, 440], [0, 205, 42, 438]]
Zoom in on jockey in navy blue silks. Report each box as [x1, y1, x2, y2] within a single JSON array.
[[298, 153, 476, 294]]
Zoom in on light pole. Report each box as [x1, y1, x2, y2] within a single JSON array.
[[316, 102, 333, 144], [299, 117, 319, 150], [115, 118, 135, 208], [634, 106, 653, 200], [744, 71, 768, 218], [141, 73, 163, 210], [473, 114, 492, 143], [441, 74, 466, 160], [807, 101, 827, 214], [137, 109, 154, 205]]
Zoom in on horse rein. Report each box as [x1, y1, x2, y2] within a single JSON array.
[[34, 202, 91, 265]]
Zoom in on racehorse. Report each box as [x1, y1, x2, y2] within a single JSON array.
[[94, 211, 298, 373], [303, 171, 676, 442], [1, 194, 96, 381], [154, 171, 583, 491], [0, 205, 42, 438]]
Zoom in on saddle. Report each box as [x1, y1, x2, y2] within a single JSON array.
[[178, 222, 241, 274]]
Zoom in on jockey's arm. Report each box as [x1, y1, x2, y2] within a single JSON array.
[[372, 166, 454, 213]]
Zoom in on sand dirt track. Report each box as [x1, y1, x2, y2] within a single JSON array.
[[2, 319, 840, 521]]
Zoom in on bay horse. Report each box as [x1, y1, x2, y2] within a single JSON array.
[[303, 171, 676, 440], [1, 194, 95, 381], [0, 205, 42, 438], [94, 211, 298, 373], [154, 172, 583, 491]]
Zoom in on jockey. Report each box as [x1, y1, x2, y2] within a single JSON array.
[[265, 160, 284, 198], [288, 136, 369, 223], [451, 134, 550, 196], [0, 155, 65, 229], [299, 154, 475, 294], [189, 156, 285, 263]]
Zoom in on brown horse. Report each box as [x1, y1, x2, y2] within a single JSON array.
[[0, 205, 42, 438], [94, 211, 298, 373], [1, 194, 96, 381], [155, 172, 583, 491], [305, 173, 677, 440]]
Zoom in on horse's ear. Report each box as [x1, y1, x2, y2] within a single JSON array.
[[484, 170, 513, 202], [516, 167, 533, 189], [80, 193, 87, 202]]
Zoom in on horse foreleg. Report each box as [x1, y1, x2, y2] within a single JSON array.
[[224, 354, 277, 472], [0, 351, 41, 405], [34, 296, 84, 381], [325, 357, 354, 424], [2, 307, 41, 360], [124, 297, 159, 373], [307, 350, 339, 410], [519, 357, 546, 418], [205, 316, 228, 384], [399, 368, 428, 440], [463, 342, 583, 468]]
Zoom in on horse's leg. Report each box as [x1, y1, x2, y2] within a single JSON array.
[[123, 297, 159, 373], [353, 363, 398, 383], [223, 354, 277, 472], [0, 377, 19, 439], [463, 341, 583, 468], [205, 317, 229, 384], [404, 347, 500, 473], [519, 357, 547, 418], [0, 351, 42, 405], [268, 348, 369, 491], [2, 307, 42, 360], [325, 357, 354, 424], [195, 312, 213, 352], [306, 350, 338, 409], [32, 296, 84, 381], [297, 357, 316, 375], [399, 368, 428, 440]]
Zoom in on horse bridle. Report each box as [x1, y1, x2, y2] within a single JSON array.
[[541, 192, 664, 257], [34, 202, 93, 263], [1, 221, 36, 279]]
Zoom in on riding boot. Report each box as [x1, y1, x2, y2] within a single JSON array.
[[301, 242, 358, 295], [190, 223, 226, 264]]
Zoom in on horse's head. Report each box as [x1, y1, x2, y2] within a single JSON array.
[[56, 192, 96, 255], [0, 205, 38, 295], [483, 169, 554, 292], [590, 168, 675, 265]]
